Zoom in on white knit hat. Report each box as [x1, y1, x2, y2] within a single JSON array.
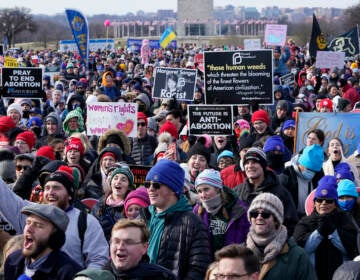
[[7, 103, 23, 116], [248, 192, 284, 224]]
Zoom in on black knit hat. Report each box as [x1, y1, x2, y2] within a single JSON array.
[[105, 134, 125, 153], [187, 142, 211, 163], [239, 134, 254, 152], [337, 98, 351, 111]]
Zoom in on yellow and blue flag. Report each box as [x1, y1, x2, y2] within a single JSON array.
[[160, 27, 176, 49]]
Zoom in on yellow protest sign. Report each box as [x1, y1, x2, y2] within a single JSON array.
[[4, 57, 18, 68]]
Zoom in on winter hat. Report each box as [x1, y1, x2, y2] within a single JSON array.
[[263, 135, 285, 153], [124, 187, 150, 217], [7, 103, 23, 116], [147, 117, 157, 132], [337, 179, 358, 198], [145, 159, 185, 197], [195, 169, 223, 189], [282, 119, 295, 131], [251, 110, 270, 126], [319, 98, 333, 112], [44, 166, 75, 199], [298, 144, 324, 172], [154, 132, 172, 157], [239, 133, 254, 152], [134, 93, 150, 111], [109, 166, 134, 190], [101, 152, 117, 162], [276, 100, 288, 111], [36, 146, 56, 161], [159, 120, 178, 139], [65, 137, 84, 157], [17, 99, 32, 108], [27, 117, 43, 129], [335, 162, 355, 181], [137, 112, 148, 126], [337, 98, 351, 111], [314, 175, 338, 201], [243, 147, 267, 170], [217, 150, 234, 163], [0, 149, 16, 183], [0, 116, 16, 134], [234, 119, 250, 137], [187, 141, 211, 164], [15, 131, 36, 150], [248, 192, 284, 224]]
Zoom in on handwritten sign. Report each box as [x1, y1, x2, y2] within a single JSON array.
[[295, 112, 360, 156], [188, 105, 233, 136], [244, 39, 261, 50], [264, 24, 287, 46], [204, 50, 273, 105], [315, 51, 345, 69], [86, 102, 138, 137]]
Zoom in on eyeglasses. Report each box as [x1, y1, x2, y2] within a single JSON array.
[[249, 211, 272, 219], [215, 273, 249, 279], [144, 181, 161, 190], [110, 238, 143, 247], [16, 165, 31, 171], [315, 198, 335, 204], [137, 122, 146, 127]]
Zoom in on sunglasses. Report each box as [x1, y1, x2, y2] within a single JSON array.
[[16, 165, 31, 171], [144, 181, 161, 190], [315, 198, 335, 204], [249, 211, 272, 219], [137, 122, 146, 127]]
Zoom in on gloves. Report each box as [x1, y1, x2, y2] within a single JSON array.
[[317, 214, 336, 236]]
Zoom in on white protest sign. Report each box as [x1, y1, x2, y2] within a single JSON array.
[[315, 51, 345, 69], [86, 102, 138, 137], [264, 24, 287, 46], [244, 39, 262, 50]]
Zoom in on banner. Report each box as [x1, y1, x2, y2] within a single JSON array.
[[204, 50, 273, 105], [264, 24, 287, 46], [188, 105, 233, 136], [65, 9, 89, 64], [127, 38, 177, 53], [315, 51, 345, 69], [295, 112, 360, 156], [152, 67, 197, 100], [160, 27, 176, 49], [59, 39, 114, 52], [86, 102, 138, 137], [327, 27, 360, 59], [309, 14, 327, 58], [1, 67, 44, 98], [128, 165, 151, 188]]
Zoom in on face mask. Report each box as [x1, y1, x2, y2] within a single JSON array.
[[302, 169, 315, 180], [338, 199, 355, 211]]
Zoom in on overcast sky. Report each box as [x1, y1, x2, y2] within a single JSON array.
[[0, 0, 358, 15]]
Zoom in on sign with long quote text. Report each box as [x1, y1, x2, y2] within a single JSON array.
[[295, 112, 360, 156], [204, 50, 273, 105]]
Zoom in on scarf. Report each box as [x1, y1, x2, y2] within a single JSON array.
[[246, 225, 288, 264], [106, 195, 124, 207], [202, 193, 223, 214]]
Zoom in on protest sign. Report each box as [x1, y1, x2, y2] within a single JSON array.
[[129, 165, 151, 189], [279, 72, 295, 87], [295, 112, 360, 156], [315, 51, 345, 69], [195, 53, 204, 72], [4, 57, 18, 68], [244, 38, 261, 50], [152, 67, 197, 100], [59, 39, 115, 52], [86, 102, 138, 137], [127, 38, 177, 53], [1, 67, 44, 98], [204, 50, 273, 105], [188, 104, 233, 136], [264, 24, 287, 46]]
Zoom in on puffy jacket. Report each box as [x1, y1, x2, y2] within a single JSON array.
[[130, 134, 158, 165], [220, 164, 246, 189]]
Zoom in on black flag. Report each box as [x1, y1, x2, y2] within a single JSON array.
[[309, 14, 327, 58], [327, 27, 359, 58]]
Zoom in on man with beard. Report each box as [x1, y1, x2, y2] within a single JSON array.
[[0, 166, 109, 269], [4, 204, 81, 279]]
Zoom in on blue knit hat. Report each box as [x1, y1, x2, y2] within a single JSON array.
[[195, 169, 223, 190], [263, 135, 285, 153], [335, 162, 354, 181], [217, 150, 234, 163], [145, 159, 184, 197], [314, 175, 338, 201], [337, 179, 358, 198], [282, 120, 295, 131], [299, 144, 324, 172]]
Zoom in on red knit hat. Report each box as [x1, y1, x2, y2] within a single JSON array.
[[36, 146, 56, 160], [159, 120, 178, 139], [137, 112, 148, 126], [251, 110, 270, 126], [0, 116, 16, 134], [65, 137, 84, 157], [319, 98, 333, 112], [15, 131, 36, 150], [101, 152, 117, 161]]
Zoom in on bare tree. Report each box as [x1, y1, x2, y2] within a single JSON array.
[[0, 7, 37, 47]]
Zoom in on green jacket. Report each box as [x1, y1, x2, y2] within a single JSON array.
[[260, 238, 317, 280]]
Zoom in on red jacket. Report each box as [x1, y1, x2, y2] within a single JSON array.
[[221, 164, 246, 189], [342, 84, 360, 108]]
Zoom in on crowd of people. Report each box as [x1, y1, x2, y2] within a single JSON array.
[[0, 38, 360, 279]]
